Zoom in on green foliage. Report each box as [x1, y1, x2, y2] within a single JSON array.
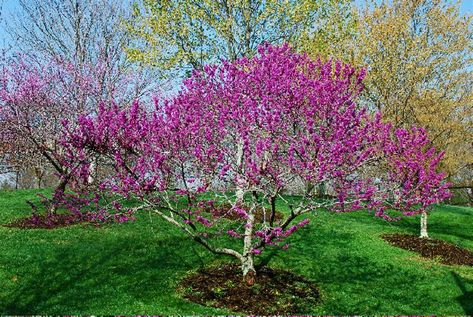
[[124, 0, 350, 77]]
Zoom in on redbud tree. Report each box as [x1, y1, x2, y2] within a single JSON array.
[[0, 52, 151, 201], [0, 55, 97, 195], [61, 44, 450, 284]]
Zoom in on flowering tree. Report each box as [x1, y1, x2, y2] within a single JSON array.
[[0, 52, 148, 202], [0, 56, 90, 194], [377, 125, 451, 238], [61, 44, 450, 283]]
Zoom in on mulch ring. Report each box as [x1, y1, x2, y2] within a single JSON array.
[[382, 233, 473, 266], [178, 263, 320, 315], [208, 203, 284, 223], [3, 213, 88, 229]]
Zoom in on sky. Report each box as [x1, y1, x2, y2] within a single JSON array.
[[1, 0, 473, 49], [461, 0, 473, 12]]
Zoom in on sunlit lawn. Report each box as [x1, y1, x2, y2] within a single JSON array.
[[0, 189, 472, 315]]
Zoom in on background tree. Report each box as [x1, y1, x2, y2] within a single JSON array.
[[125, 0, 351, 78], [0, 51, 151, 210], [9, 0, 121, 60], [299, 0, 471, 236], [60, 45, 450, 283], [297, 0, 357, 62], [0, 56, 94, 197], [6, 0, 156, 101], [300, 0, 473, 181], [2, 0, 157, 189]]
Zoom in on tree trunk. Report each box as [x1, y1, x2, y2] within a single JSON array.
[[242, 212, 256, 286], [305, 181, 314, 196], [87, 160, 96, 184], [234, 137, 256, 284], [34, 167, 44, 189], [15, 171, 19, 189], [48, 177, 69, 214], [317, 182, 326, 198], [420, 211, 429, 238]]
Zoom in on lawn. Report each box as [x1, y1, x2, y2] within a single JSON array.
[[0, 189, 472, 315]]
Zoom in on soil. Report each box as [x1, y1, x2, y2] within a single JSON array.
[[4, 213, 88, 229], [178, 263, 320, 315], [382, 233, 473, 266], [209, 203, 284, 224]]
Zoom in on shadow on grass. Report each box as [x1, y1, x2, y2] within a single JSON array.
[[383, 218, 473, 243], [2, 206, 471, 315], [265, 223, 459, 315], [1, 235, 210, 315], [337, 208, 473, 245], [451, 271, 473, 315]]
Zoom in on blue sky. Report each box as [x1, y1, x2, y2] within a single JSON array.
[[1, 0, 472, 50], [353, 0, 473, 13], [461, 0, 473, 12]]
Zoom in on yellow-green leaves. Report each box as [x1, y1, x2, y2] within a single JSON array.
[[301, 0, 473, 180], [125, 0, 345, 76]]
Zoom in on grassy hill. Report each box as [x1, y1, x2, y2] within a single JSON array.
[[0, 189, 472, 315]]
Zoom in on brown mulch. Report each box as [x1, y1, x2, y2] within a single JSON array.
[[382, 233, 473, 266], [4, 213, 88, 229], [178, 263, 320, 315], [208, 203, 284, 224]]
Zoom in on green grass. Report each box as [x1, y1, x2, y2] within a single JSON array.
[[0, 189, 472, 315]]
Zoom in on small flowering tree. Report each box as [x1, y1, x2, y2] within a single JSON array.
[[377, 125, 451, 238], [0, 52, 151, 203], [0, 55, 96, 195], [61, 44, 449, 284]]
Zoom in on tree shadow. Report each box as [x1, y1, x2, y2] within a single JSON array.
[[451, 271, 473, 315], [383, 218, 473, 243], [260, 223, 469, 315], [340, 207, 473, 246], [0, 235, 212, 315]]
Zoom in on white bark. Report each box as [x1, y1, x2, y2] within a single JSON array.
[[235, 137, 256, 284], [242, 212, 256, 285], [420, 211, 429, 238], [236, 138, 244, 167], [235, 138, 245, 201], [87, 160, 96, 184]]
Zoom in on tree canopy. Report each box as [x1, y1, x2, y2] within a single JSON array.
[[299, 0, 473, 181], [125, 0, 351, 77], [59, 44, 450, 281]]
